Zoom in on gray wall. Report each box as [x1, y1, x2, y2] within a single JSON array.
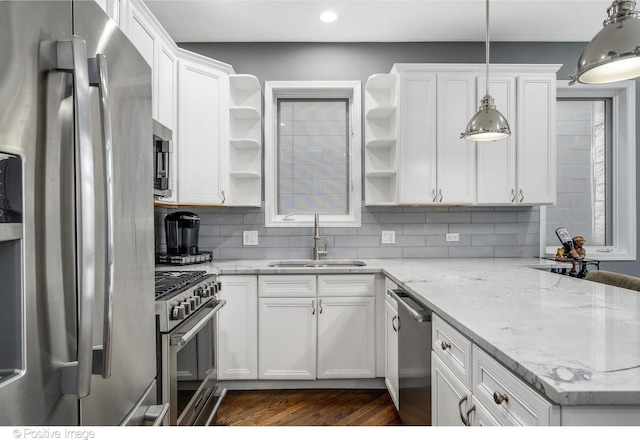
[[158, 42, 639, 275]]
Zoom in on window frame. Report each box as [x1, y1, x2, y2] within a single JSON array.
[[540, 80, 636, 261], [264, 81, 362, 227]]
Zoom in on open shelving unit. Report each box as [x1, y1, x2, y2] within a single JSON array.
[[364, 74, 398, 205], [228, 74, 262, 206]]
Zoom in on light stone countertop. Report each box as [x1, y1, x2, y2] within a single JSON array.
[[157, 257, 640, 406]]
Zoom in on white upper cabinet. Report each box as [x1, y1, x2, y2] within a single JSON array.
[[398, 72, 436, 205], [476, 76, 518, 204], [365, 64, 560, 207], [177, 55, 229, 206], [392, 68, 476, 205], [436, 73, 477, 205], [121, 0, 263, 207], [121, 0, 176, 126], [476, 67, 558, 205], [95, 0, 120, 25], [515, 74, 557, 205]]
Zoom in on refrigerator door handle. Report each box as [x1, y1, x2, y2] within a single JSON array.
[[56, 36, 97, 399], [88, 54, 115, 379]]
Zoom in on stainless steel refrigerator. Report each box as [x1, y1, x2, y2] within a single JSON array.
[[0, 0, 160, 425]]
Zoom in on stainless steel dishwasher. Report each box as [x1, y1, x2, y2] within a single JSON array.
[[388, 288, 432, 425]]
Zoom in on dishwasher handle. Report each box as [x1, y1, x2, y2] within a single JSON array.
[[387, 288, 431, 323]]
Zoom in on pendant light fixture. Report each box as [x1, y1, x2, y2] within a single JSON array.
[[570, 0, 640, 85], [461, 0, 511, 142]]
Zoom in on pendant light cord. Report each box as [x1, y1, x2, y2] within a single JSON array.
[[485, 0, 490, 97]]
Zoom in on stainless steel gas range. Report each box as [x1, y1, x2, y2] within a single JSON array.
[[154, 271, 226, 425]]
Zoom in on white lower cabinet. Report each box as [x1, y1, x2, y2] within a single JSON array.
[[384, 279, 399, 410], [432, 353, 470, 426], [432, 313, 558, 426], [384, 295, 399, 409], [259, 296, 317, 380], [258, 274, 376, 380], [217, 275, 258, 380]]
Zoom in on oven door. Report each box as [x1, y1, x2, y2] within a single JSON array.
[[159, 299, 226, 425]]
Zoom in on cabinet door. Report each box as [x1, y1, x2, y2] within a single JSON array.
[[177, 59, 227, 205], [317, 296, 376, 379], [516, 75, 556, 204], [157, 41, 177, 131], [259, 297, 317, 380], [436, 73, 476, 204], [398, 73, 437, 204], [123, 1, 155, 69], [432, 352, 470, 426], [217, 275, 258, 380], [385, 298, 399, 410], [476, 76, 517, 204]]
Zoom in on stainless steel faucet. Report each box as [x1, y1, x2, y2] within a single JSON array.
[[312, 212, 327, 260]]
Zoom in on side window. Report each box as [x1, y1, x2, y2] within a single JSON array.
[[542, 81, 636, 261], [264, 81, 362, 227]]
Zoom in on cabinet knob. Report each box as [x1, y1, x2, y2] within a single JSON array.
[[432, 189, 437, 203], [519, 189, 524, 203], [510, 189, 516, 203], [439, 189, 443, 203], [493, 391, 509, 405], [441, 341, 451, 351]]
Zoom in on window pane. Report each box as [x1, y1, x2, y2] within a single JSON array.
[[276, 99, 349, 215], [546, 99, 611, 248]]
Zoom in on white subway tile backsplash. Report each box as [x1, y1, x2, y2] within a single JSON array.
[[155, 204, 541, 261]]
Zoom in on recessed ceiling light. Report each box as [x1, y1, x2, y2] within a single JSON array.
[[320, 11, 337, 23]]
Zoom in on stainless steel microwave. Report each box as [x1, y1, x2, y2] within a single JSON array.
[[153, 119, 173, 199]]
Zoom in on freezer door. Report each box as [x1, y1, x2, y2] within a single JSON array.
[[0, 0, 78, 426], [73, 1, 155, 426]]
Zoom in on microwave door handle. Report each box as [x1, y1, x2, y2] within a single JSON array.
[[88, 54, 115, 379], [56, 36, 96, 399]]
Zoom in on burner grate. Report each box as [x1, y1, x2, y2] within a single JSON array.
[[154, 270, 209, 300]]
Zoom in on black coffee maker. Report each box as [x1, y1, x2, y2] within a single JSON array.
[[165, 211, 201, 255]]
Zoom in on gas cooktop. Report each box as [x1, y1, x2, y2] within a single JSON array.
[[154, 270, 212, 301]]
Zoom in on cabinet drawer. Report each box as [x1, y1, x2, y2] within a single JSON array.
[[472, 346, 556, 426], [384, 277, 398, 309], [432, 314, 472, 388], [258, 275, 316, 298], [318, 274, 375, 297]]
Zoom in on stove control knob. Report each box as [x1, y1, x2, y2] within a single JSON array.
[[189, 297, 199, 309], [182, 301, 192, 315], [195, 287, 204, 297], [216, 281, 222, 292], [171, 305, 186, 320]]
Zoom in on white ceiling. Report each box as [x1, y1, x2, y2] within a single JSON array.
[[143, 0, 613, 43]]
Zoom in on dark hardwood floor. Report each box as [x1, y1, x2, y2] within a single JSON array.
[[208, 389, 403, 426]]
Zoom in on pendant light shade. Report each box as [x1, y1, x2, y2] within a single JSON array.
[[461, 0, 511, 142], [571, 1, 640, 85]]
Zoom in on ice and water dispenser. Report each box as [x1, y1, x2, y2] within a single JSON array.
[[0, 153, 22, 384]]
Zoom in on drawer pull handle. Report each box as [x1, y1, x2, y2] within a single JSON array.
[[441, 341, 451, 351], [493, 391, 509, 405], [458, 395, 469, 426], [465, 404, 476, 424]]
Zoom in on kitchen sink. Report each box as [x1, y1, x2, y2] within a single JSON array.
[[267, 259, 366, 268]]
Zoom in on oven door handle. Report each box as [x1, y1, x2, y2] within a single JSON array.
[[170, 300, 226, 347]]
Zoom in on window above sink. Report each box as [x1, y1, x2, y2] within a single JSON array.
[[264, 81, 362, 228]]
